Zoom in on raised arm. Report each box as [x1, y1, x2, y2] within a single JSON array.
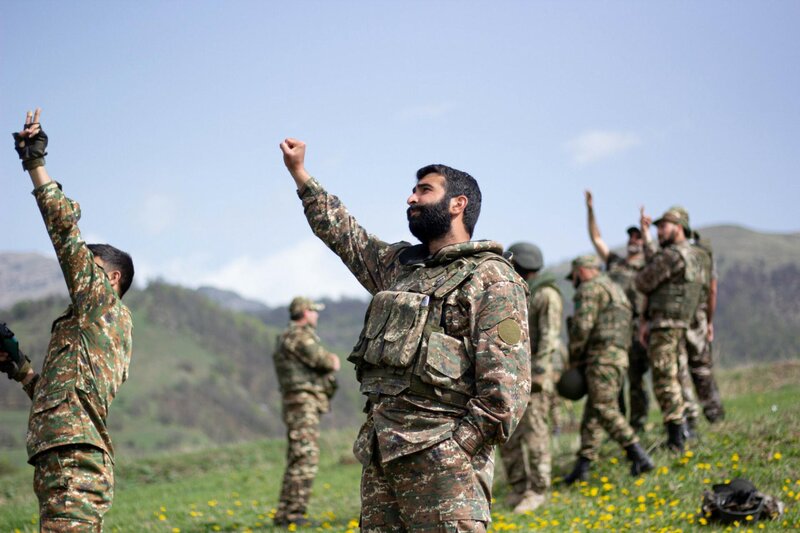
[[280, 138, 401, 294], [585, 190, 610, 261], [13, 109, 116, 319]]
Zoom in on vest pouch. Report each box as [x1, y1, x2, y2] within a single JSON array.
[[362, 291, 431, 368], [420, 331, 472, 391]]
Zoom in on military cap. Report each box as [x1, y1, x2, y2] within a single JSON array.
[[506, 242, 543, 271], [654, 206, 691, 236], [565, 254, 601, 280], [626, 225, 642, 236], [289, 296, 325, 317]]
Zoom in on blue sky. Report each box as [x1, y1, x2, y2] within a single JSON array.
[[2, 1, 799, 304]]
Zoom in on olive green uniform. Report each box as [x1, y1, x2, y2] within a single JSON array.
[[273, 322, 338, 525], [569, 273, 638, 461]]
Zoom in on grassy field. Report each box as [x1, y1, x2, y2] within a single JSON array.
[[1, 361, 799, 532]]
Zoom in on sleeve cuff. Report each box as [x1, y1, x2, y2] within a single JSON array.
[[31, 180, 60, 197], [297, 177, 322, 199], [453, 420, 483, 456]]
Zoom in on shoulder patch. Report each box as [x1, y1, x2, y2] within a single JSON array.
[[497, 318, 522, 345]]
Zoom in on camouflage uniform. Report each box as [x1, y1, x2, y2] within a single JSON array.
[[25, 182, 133, 531], [568, 270, 637, 461], [298, 178, 530, 531], [685, 239, 725, 422], [500, 272, 563, 500], [636, 240, 704, 425], [273, 316, 338, 525], [606, 253, 650, 431]]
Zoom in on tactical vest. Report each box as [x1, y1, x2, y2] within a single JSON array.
[[273, 327, 329, 394], [647, 242, 704, 325], [586, 274, 633, 353], [349, 251, 513, 408], [607, 256, 645, 317], [527, 271, 561, 298]]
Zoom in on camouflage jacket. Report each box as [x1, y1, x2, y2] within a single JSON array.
[[298, 178, 530, 463], [273, 322, 337, 411], [636, 240, 704, 329], [26, 182, 133, 464], [527, 273, 564, 392], [568, 273, 632, 367], [606, 252, 646, 318]]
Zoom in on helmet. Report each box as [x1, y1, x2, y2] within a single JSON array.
[[556, 367, 587, 400], [507, 242, 543, 272]]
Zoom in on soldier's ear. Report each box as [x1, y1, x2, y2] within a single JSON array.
[[448, 195, 468, 215]]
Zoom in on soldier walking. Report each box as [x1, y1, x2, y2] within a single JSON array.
[[273, 297, 340, 527], [635, 207, 705, 452], [563, 255, 654, 485], [584, 190, 650, 432], [280, 138, 530, 532], [499, 243, 565, 513], [0, 109, 134, 530]]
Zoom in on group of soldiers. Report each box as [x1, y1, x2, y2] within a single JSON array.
[[1, 109, 724, 532]]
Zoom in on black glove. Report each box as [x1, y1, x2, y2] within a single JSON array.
[[12, 126, 48, 171], [0, 322, 32, 381]]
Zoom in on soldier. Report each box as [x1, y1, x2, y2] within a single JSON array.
[[562, 255, 654, 485], [686, 232, 725, 423], [499, 243, 565, 513], [0, 109, 134, 530], [280, 138, 530, 532], [273, 297, 340, 527], [635, 207, 704, 452], [584, 190, 650, 432]]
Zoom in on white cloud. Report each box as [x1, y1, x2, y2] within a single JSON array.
[[395, 102, 457, 122], [565, 130, 642, 165], [196, 239, 367, 305]]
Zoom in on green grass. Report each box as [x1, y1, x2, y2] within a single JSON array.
[[1, 362, 799, 532]]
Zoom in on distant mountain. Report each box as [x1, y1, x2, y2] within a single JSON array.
[[0, 252, 65, 309], [197, 286, 271, 314]]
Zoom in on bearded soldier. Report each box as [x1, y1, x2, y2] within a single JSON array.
[[562, 255, 653, 485], [584, 190, 650, 432], [273, 297, 340, 527], [499, 242, 565, 513], [636, 207, 705, 452], [0, 109, 134, 530], [280, 138, 530, 532]]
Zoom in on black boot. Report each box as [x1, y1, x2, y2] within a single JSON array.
[[684, 417, 699, 441], [563, 456, 591, 485], [666, 421, 686, 452], [625, 442, 655, 476]]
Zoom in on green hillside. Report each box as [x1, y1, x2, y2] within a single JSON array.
[[0, 282, 365, 457], [1, 361, 798, 532]]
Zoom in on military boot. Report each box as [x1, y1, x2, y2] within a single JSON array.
[[666, 421, 686, 453], [512, 490, 546, 513], [563, 457, 591, 485], [624, 442, 655, 476], [684, 416, 699, 441]]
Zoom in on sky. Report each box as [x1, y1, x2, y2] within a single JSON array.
[[2, 1, 799, 305]]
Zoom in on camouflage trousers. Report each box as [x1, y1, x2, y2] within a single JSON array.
[[275, 394, 323, 523], [33, 445, 113, 533], [678, 345, 701, 423], [578, 364, 638, 461], [647, 328, 685, 424], [360, 437, 493, 532], [686, 313, 725, 422], [499, 390, 551, 496], [626, 337, 650, 431]]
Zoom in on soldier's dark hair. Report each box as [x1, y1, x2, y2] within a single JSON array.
[[416, 164, 482, 237], [88, 244, 135, 298]]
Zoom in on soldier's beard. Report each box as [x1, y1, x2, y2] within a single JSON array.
[[627, 244, 643, 255], [659, 229, 677, 247], [407, 197, 452, 245]]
